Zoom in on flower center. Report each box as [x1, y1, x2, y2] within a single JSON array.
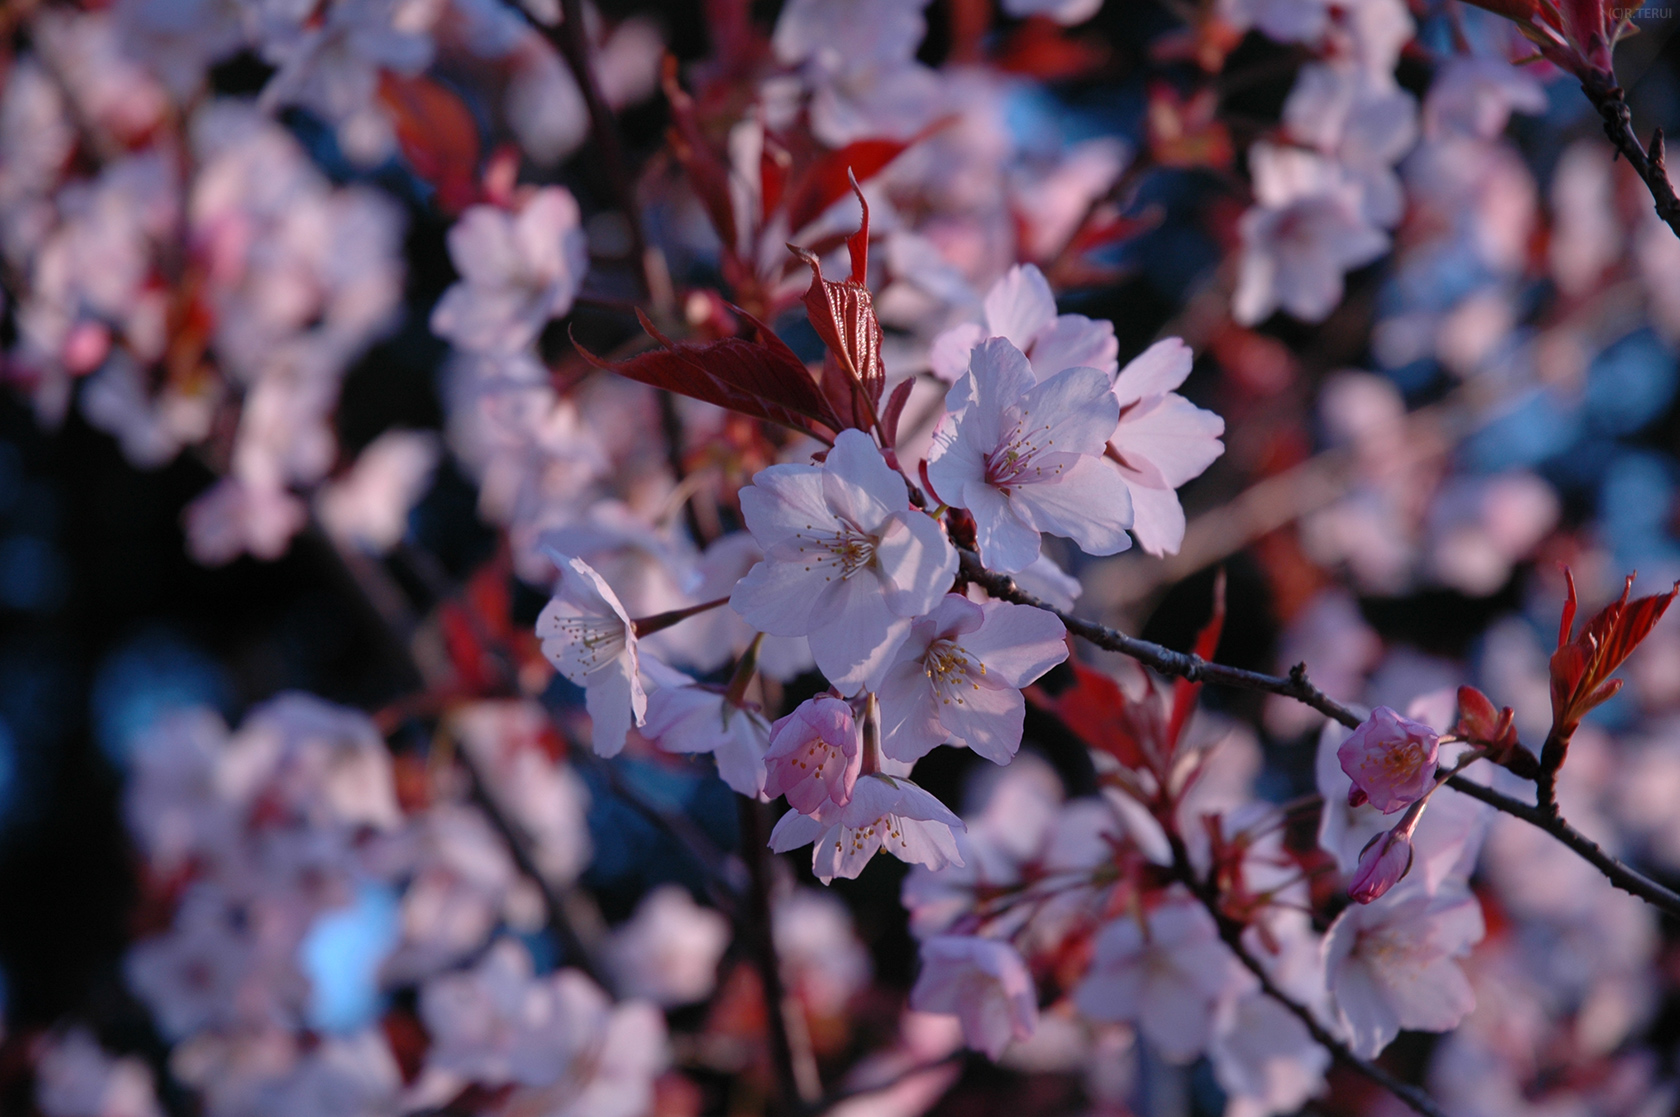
[[835, 813, 907, 856], [791, 735, 842, 775], [552, 615, 626, 671], [984, 408, 1061, 491], [924, 639, 984, 705], [790, 523, 878, 581]]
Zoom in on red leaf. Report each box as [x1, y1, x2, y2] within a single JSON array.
[[574, 311, 843, 442], [1549, 568, 1679, 729], [1168, 569, 1225, 749], [789, 175, 884, 431], [879, 375, 915, 451], [785, 138, 915, 233], [1029, 659, 1148, 770], [378, 73, 481, 215], [663, 58, 737, 254]]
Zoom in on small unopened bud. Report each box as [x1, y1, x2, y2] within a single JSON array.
[[1350, 827, 1414, 904]]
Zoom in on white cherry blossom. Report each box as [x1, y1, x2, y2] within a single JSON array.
[[430, 187, 589, 355], [1108, 339, 1226, 556], [909, 935, 1039, 1059], [640, 666, 773, 798], [1323, 880, 1484, 1058], [1074, 890, 1246, 1063], [929, 264, 1118, 385], [535, 551, 646, 757], [927, 337, 1133, 572], [731, 429, 957, 693], [1233, 144, 1389, 326], [606, 885, 731, 1008], [877, 593, 1067, 764], [769, 773, 965, 883]]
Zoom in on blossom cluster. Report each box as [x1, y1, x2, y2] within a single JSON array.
[[5, 1, 1680, 1116]]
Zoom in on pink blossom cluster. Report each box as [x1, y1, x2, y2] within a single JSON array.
[[9, 0, 1680, 1116]]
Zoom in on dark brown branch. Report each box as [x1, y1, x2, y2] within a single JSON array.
[[1166, 836, 1448, 1117], [737, 798, 821, 1116], [1581, 74, 1680, 239], [958, 551, 1362, 728], [1443, 775, 1680, 919], [959, 550, 1680, 923], [1535, 726, 1570, 818]]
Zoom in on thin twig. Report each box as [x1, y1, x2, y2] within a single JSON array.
[[1443, 775, 1680, 919], [959, 550, 1358, 726], [1581, 74, 1680, 239], [959, 550, 1680, 924], [1166, 835, 1448, 1117]]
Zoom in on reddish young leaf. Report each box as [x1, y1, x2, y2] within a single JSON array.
[[878, 375, 915, 451], [785, 137, 916, 233], [1028, 659, 1148, 771], [663, 58, 738, 254], [1168, 569, 1225, 750], [1455, 686, 1502, 743], [378, 73, 481, 215], [792, 175, 884, 431], [1549, 568, 1680, 731], [574, 311, 843, 442]]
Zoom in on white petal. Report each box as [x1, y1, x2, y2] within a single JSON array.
[[1015, 456, 1134, 556], [1111, 392, 1225, 489], [1027, 314, 1118, 380], [822, 429, 906, 531], [965, 480, 1042, 573], [982, 264, 1058, 352], [1112, 338, 1193, 405]]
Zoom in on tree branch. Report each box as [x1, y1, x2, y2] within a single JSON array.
[[1581, 74, 1680, 239], [1443, 775, 1680, 918], [959, 551, 1680, 924], [1166, 835, 1448, 1117]]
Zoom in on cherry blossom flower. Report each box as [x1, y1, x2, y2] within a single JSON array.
[[763, 694, 862, 818], [606, 885, 731, 1008], [1324, 880, 1484, 1057], [929, 264, 1118, 385], [1338, 705, 1440, 813], [430, 187, 589, 355], [315, 429, 440, 553], [535, 552, 646, 757], [421, 938, 661, 1091], [909, 936, 1039, 1059], [452, 700, 593, 886], [877, 593, 1067, 764], [1233, 144, 1389, 325], [1074, 890, 1245, 1063], [731, 429, 957, 693], [641, 667, 774, 798], [927, 338, 1133, 572], [770, 773, 965, 883], [1108, 339, 1226, 556]]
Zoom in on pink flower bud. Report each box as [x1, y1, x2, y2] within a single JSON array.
[[1337, 706, 1439, 814], [763, 695, 861, 820], [1349, 827, 1415, 904]]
